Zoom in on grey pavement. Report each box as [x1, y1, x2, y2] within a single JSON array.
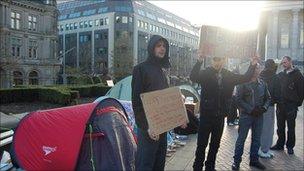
[[165, 106, 304, 171]]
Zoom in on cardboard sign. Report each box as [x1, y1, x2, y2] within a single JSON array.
[[140, 87, 189, 135]]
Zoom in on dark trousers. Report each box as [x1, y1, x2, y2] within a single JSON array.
[[227, 99, 238, 123], [193, 114, 225, 171], [135, 129, 167, 171], [275, 103, 298, 149]]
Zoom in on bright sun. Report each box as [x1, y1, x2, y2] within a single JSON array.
[[149, 1, 266, 31]]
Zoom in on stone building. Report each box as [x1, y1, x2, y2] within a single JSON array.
[[257, 1, 303, 70], [0, 0, 60, 88]]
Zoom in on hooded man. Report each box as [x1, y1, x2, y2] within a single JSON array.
[[132, 35, 171, 171]]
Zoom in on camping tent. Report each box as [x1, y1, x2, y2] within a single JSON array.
[[106, 75, 200, 102], [12, 98, 136, 170]]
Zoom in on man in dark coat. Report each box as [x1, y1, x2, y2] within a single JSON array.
[[271, 56, 304, 155], [132, 35, 171, 171], [190, 53, 258, 171]]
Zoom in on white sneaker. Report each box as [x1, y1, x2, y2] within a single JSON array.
[[267, 151, 274, 157], [258, 150, 271, 158], [173, 140, 186, 146]]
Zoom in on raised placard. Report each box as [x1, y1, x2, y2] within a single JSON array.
[[140, 87, 189, 135]]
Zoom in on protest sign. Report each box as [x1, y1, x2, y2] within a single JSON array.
[[140, 87, 189, 135]]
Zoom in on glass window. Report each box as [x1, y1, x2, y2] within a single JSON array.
[[11, 37, 22, 58], [100, 18, 104, 26], [29, 71, 39, 85], [89, 20, 93, 27], [29, 40, 38, 59], [74, 22, 78, 29], [65, 24, 69, 30], [13, 71, 23, 86], [137, 20, 140, 27], [70, 23, 73, 30], [116, 16, 121, 23], [122, 16, 128, 23], [95, 19, 99, 26], [129, 17, 133, 23], [104, 18, 109, 25], [280, 23, 289, 48], [144, 22, 148, 30], [98, 7, 108, 14], [80, 21, 83, 28], [84, 21, 88, 28], [11, 11, 21, 29]]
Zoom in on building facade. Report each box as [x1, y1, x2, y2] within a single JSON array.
[[257, 1, 303, 71], [199, 25, 258, 70], [57, 0, 200, 81], [0, 0, 60, 88]]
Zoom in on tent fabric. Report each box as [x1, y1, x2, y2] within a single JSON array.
[[12, 97, 137, 171], [76, 99, 137, 170], [105, 76, 200, 103], [106, 76, 132, 101], [13, 103, 96, 170]]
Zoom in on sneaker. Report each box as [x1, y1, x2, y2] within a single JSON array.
[[228, 122, 234, 126], [267, 151, 274, 157], [258, 150, 271, 158], [270, 144, 284, 150], [233, 120, 239, 125], [249, 161, 266, 170], [287, 148, 294, 155], [231, 163, 240, 171], [173, 140, 186, 146]]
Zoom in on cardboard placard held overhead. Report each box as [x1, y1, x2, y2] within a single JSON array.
[[140, 87, 189, 135]]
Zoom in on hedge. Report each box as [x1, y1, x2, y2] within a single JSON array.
[[0, 87, 72, 105], [69, 84, 111, 97]]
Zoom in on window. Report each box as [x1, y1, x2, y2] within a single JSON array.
[[65, 24, 69, 30], [95, 33, 100, 39], [84, 21, 88, 28], [28, 15, 37, 31], [100, 18, 104, 26], [89, 20, 93, 27], [80, 21, 83, 28], [116, 16, 121, 23], [98, 7, 108, 14], [129, 17, 133, 23], [280, 23, 289, 48], [11, 37, 21, 58], [60, 25, 64, 31], [103, 33, 108, 39], [13, 71, 23, 86], [11, 11, 21, 29], [95, 19, 99, 26], [29, 40, 38, 59], [104, 18, 109, 25], [122, 16, 128, 23], [144, 22, 148, 30], [69, 23, 73, 30], [28, 71, 39, 85], [74, 22, 78, 29]]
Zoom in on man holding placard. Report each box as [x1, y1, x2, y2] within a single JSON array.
[[190, 51, 258, 171], [132, 35, 187, 171]]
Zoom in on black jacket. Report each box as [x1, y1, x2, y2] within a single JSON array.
[[277, 68, 304, 106], [259, 68, 280, 105], [131, 35, 170, 130], [233, 79, 271, 115], [190, 61, 256, 117]]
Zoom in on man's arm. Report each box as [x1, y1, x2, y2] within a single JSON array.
[[233, 85, 254, 114], [190, 61, 206, 84], [295, 71, 304, 106], [131, 66, 145, 120]]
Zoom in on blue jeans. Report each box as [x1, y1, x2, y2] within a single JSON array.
[[135, 129, 167, 171], [233, 113, 263, 164]]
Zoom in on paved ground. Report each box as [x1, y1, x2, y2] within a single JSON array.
[[165, 106, 304, 171]]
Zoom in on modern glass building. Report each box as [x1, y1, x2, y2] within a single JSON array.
[[57, 0, 200, 81]]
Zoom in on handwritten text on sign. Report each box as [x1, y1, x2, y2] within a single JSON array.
[[140, 87, 189, 135]]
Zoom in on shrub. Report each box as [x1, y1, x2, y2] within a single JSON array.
[[70, 84, 111, 97], [0, 88, 39, 103], [38, 87, 71, 105], [92, 76, 101, 84]]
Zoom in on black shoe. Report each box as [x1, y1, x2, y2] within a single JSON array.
[[232, 163, 240, 171], [287, 148, 294, 155], [270, 144, 284, 150], [249, 161, 266, 170]]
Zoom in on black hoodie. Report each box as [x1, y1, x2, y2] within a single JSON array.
[[131, 35, 171, 130]]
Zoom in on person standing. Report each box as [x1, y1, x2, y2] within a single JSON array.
[[232, 65, 271, 170], [258, 59, 279, 158], [271, 56, 304, 154], [132, 35, 172, 171], [190, 52, 258, 171]]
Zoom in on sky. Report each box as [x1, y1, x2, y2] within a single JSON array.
[[148, 1, 266, 31]]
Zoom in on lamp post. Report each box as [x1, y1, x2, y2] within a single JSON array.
[[58, 47, 76, 84]]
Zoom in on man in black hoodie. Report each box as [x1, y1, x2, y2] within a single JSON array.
[[190, 52, 258, 171], [271, 56, 304, 155], [132, 35, 171, 171]]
